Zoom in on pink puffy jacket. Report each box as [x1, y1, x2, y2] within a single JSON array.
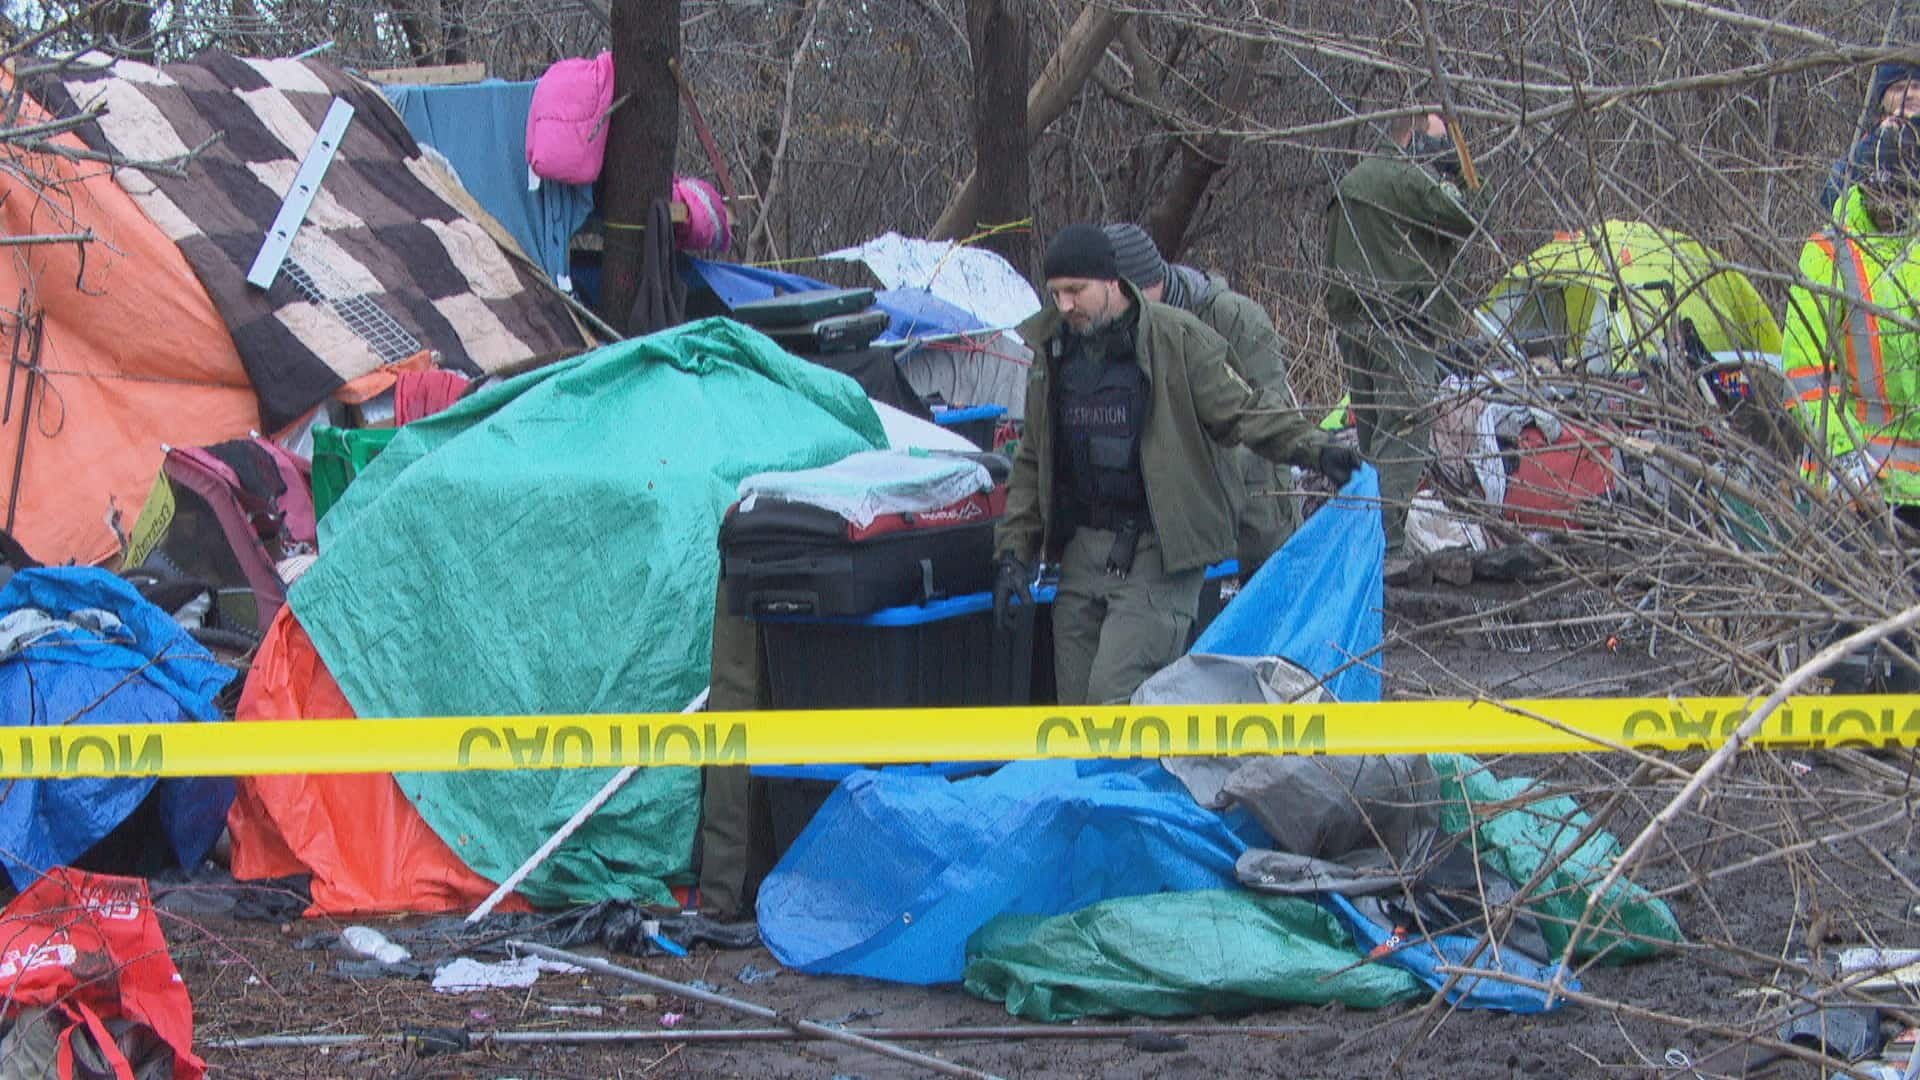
[[526, 51, 614, 184]]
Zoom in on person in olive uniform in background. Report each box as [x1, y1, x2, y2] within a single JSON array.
[[995, 224, 1362, 707], [1102, 223, 1302, 579], [1324, 110, 1487, 565]]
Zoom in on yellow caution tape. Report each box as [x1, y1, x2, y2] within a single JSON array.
[[8, 695, 1920, 779]]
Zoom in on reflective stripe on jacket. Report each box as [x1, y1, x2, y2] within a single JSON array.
[[1780, 186, 1920, 504]]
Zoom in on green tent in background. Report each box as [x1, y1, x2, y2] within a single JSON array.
[[289, 318, 887, 906], [1476, 220, 1782, 375], [1316, 221, 1782, 432]]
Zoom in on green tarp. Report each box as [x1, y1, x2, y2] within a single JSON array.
[[1432, 753, 1682, 964], [289, 319, 886, 906], [963, 755, 1682, 1021], [963, 890, 1424, 1020]]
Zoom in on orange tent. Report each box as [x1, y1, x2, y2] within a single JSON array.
[[228, 606, 531, 916], [0, 77, 259, 566]]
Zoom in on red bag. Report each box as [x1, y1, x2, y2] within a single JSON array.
[[0, 869, 204, 1080], [1501, 421, 1616, 531]]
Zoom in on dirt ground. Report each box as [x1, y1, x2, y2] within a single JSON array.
[[171, 579, 1920, 1079]]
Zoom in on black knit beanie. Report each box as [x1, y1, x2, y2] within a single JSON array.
[[1873, 62, 1920, 116], [1042, 224, 1118, 281], [1102, 223, 1168, 289]]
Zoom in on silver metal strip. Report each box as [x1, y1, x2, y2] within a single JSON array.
[[246, 96, 355, 289]]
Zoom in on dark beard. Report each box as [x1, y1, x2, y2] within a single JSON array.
[[1067, 313, 1114, 338]]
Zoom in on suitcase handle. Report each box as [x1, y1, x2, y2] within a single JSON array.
[[751, 590, 818, 616], [739, 556, 838, 576]]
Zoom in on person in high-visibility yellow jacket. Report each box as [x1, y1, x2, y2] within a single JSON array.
[[1781, 121, 1920, 518]]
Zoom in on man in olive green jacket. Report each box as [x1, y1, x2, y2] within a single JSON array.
[[1325, 111, 1487, 557], [1104, 223, 1301, 577], [994, 224, 1360, 706]]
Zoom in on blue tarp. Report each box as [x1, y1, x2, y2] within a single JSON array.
[[382, 80, 594, 287], [757, 474, 1385, 984], [0, 569, 235, 887], [683, 258, 984, 342], [1194, 466, 1384, 702], [1325, 893, 1574, 1013], [758, 759, 1255, 984]]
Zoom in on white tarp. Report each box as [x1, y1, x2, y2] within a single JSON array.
[[823, 231, 1042, 330], [737, 448, 992, 528], [896, 330, 1033, 418]]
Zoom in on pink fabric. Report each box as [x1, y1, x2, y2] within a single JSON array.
[[526, 51, 615, 184], [672, 176, 731, 252], [252, 437, 316, 547], [162, 450, 287, 634], [394, 369, 470, 425]]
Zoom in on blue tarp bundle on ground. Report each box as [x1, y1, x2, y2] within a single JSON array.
[[684, 258, 984, 342], [758, 758, 1258, 984], [0, 568, 235, 887]]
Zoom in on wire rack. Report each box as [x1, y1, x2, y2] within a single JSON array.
[[280, 240, 422, 364], [1474, 592, 1624, 654], [1474, 599, 1537, 653]]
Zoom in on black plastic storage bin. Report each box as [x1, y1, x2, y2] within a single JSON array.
[[758, 593, 1034, 709], [718, 453, 1010, 619], [729, 287, 876, 328], [767, 779, 840, 862], [754, 594, 1034, 858]]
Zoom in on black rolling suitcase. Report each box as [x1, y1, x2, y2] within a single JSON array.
[[763, 309, 890, 354], [720, 453, 1010, 617], [729, 288, 876, 328]]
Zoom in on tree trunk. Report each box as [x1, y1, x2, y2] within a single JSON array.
[[929, 2, 1126, 240], [1143, 35, 1267, 261], [440, 0, 469, 64], [966, 0, 1032, 276], [397, 14, 430, 61], [91, 1, 154, 56], [599, 0, 682, 334]]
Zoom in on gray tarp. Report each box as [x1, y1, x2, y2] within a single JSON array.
[[1138, 653, 1440, 896]]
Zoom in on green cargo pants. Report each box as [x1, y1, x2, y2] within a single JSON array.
[[1227, 449, 1299, 578], [1051, 527, 1204, 706], [1337, 324, 1438, 553]]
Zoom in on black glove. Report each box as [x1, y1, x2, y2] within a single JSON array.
[[1316, 444, 1363, 488], [992, 553, 1031, 632]]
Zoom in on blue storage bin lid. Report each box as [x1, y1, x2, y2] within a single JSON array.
[[756, 560, 1235, 624], [754, 590, 993, 626], [932, 404, 1007, 425]]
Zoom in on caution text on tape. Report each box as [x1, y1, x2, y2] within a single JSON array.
[[7, 695, 1920, 780]]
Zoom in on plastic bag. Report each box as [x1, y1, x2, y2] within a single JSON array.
[[0, 869, 204, 1079]]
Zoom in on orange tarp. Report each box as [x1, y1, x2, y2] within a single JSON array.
[[228, 606, 530, 916], [0, 74, 259, 565]]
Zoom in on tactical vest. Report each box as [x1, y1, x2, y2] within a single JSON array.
[[1053, 327, 1150, 529]]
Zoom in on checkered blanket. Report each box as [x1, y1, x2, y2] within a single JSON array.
[[35, 51, 588, 431]]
